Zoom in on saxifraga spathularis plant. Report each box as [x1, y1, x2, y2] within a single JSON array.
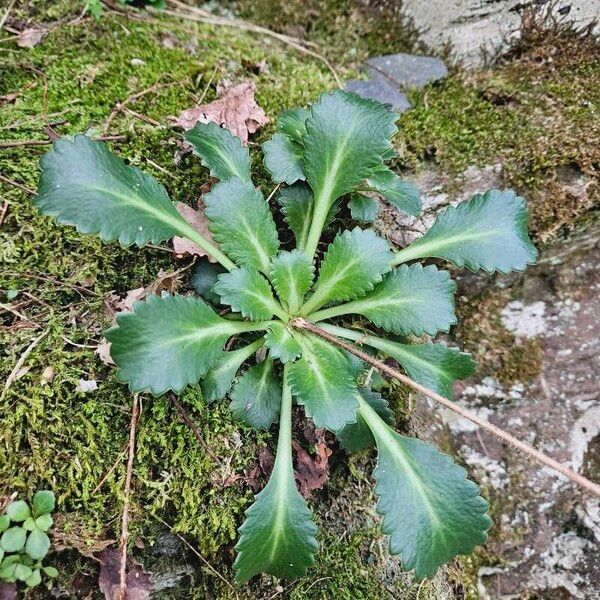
[[34, 90, 537, 583]]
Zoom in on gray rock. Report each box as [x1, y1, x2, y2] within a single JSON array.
[[367, 53, 448, 89], [345, 78, 411, 112]]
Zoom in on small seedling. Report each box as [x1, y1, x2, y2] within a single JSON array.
[[0, 491, 58, 588], [35, 90, 537, 582]]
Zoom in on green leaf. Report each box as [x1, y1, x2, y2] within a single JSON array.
[[270, 250, 314, 313], [230, 359, 281, 429], [392, 189, 538, 273], [25, 568, 41, 588], [14, 563, 33, 583], [348, 194, 379, 222], [184, 121, 251, 181], [263, 322, 302, 364], [0, 560, 16, 582], [0, 515, 9, 532], [277, 107, 309, 142], [23, 518, 35, 532], [105, 294, 256, 395], [205, 178, 280, 273], [34, 515, 53, 533], [312, 264, 457, 337], [263, 133, 305, 185], [190, 259, 226, 304], [36, 135, 189, 247], [0, 548, 3, 562], [5, 501, 29, 522], [359, 399, 491, 579], [303, 90, 397, 204], [234, 366, 317, 582], [32, 491, 55, 516], [0, 527, 26, 552], [214, 267, 286, 321], [302, 228, 393, 314], [25, 529, 50, 561], [366, 166, 421, 217], [320, 325, 475, 399], [337, 389, 394, 453], [43, 566, 59, 578], [201, 338, 264, 403], [288, 335, 358, 432], [278, 183, 313, 248]]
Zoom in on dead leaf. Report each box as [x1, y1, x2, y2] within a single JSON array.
[[95, 340, 114, 366], [40, 366, 55, 385], [76, 379, 98, 393], [0, 582, 17, 600], [293, 429, 332, 499], [98, 548, 152, 600], [52, 514, 115, 559], [172, 199, 217, 261], [16, 28, 47, 48], [114, 287, 146, 312], [173, 81, 268, 144]]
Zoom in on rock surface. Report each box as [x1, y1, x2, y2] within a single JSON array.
[[345, 78, 411, 112], [400, 0, 600, 67]]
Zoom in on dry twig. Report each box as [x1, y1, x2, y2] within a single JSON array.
[[292, 318, 600, 498], [0, 174, 35, 196]]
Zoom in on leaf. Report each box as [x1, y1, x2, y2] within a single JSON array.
[[214, 267, 284, 321], [359, 334, 476, 399], [43, 566, 58, 578], [34, 515, 53, 532], [204, 178, 280, 273], [263, 322, 302, 363], [35, 135, 194, 247], [230, 359, 281, 429], [393, 189, 538, 274], [278, 183, 313, 247], [189, 259, 226, 304], [172, 199, 218, 261], [0, 515, 9, 532], [98, 548, 152, 600], [348, 194, 379, 222], [32, 490, 55, 516], [314, 264, 457, 336], [359, 399, 491, 580], [0, 528, 26, 552], [303, 90, 398, 204], [288, 335, 358, 432], [0, 582, 16, 599], [25, 529, 50, 561], [200, 338, 263, 403], [16, 28, 47, 48], [22, 518, 35, 532], [13, 563, 32, 583], [366, 166, 421, 217], [303, 228, 393, 313], [270, 250, 314, 313], [24, 569, 41, 588], [105, 294, 250, 395], [294, 429, 332, 498], [337, 389, 394, 453], [263, 133, 305, 185], [174, 81, 268, 144], [5, 501, 29, 522], [234, 369, 318, 582], [184, 121, 251, 181], [277, 107, 310, 142]]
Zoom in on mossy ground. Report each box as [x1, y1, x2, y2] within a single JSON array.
[[1, 1, 598, 598]]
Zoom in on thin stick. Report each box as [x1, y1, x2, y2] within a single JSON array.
[[0, 302, 42, 329], [0, 0, 16, 32], [170, 395, 221, 465], [292, 318, 600, 498], [159, 2, 342, 87], [92, 442, 129, 495], [151, 514, 236, 593], [3, 271, 101, 296], [119, 394, 140, 600], [0, 174, 35, 195], [0, 135, 124, 148], [0, 199, 8, 226], [1, 328, 49, 402]]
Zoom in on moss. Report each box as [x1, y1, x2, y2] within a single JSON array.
[[454, 288, 542, 388]]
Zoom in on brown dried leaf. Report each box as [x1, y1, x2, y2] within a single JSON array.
[[172, 199, 217, 261], [98, 548, 152, 600], [96, 340, 115, 366], [173, 81, 268, 144], [16, 28, 47, 48], [293, 429, 332, 499], [0, 583, 17, 600]]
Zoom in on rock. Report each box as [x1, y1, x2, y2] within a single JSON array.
[[400, 0, 600, 67], [345, 79, 411, 112], [367, 53, 448, 89]]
